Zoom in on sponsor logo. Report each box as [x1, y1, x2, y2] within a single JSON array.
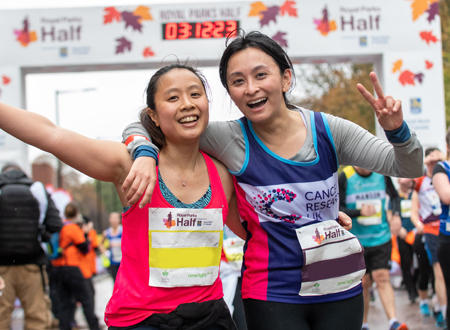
[[410, 98, 422, 114]]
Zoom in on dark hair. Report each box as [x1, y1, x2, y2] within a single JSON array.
[[219, 30, 295, 107], [1, 162, 21, 173], [425, 147, 440, 157], [64, 202, 78, 219], [140, 64, 209, 149]]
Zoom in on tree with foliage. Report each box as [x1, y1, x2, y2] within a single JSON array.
[[441, 0, 450, 127], [295, 63, 375, 134]]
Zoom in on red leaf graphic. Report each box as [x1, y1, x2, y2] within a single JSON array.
[[414, 72, 424, 84], [419, 31, 438, 44], [426, 2, 439, 23], [2, 76, 11, 85], [425, 60, 433, 69], [272, 31, 288, 48], [115, 37, 132, 54], [280, 0, 298, 17], [104, 7, 121, 24], [398, 70, 415, 86], [143, 47, 155, 57], [122, 11, 142, 32], [260, 6, 279, 27]]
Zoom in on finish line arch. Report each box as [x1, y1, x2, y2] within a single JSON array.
[[0, 0, 445, 168]]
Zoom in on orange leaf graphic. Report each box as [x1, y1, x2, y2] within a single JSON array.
[[2, 76, 11, 85], [392, 60, 403, 73], [104, 7, 122, 24], [329, 20, 337, 32], [419, 30, 438, 44], [248, 1, 267, 18], [425, 60, 433, 69], [410, 0, 429, 21], [143, 47, 155, 58], [398, 70, 415, 86], [280, 0, 298, 17], [134, 6, 153, 22]]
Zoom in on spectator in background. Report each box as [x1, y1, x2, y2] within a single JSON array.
[[102, 212, 122, 283], [0, 162, 62, 329]]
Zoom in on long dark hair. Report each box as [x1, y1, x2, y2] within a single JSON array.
[[140, 64, 209, 149], [219, 30, 295, 108]]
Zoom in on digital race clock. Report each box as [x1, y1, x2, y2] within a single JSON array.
[[162, 20, 239, 40]]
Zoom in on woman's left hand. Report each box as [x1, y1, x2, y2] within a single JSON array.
[[338, 211, 352, 231], [357, 72, 403, 131]]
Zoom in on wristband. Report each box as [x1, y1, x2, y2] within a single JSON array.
[[384, 121, 411, 143], [133, 145, 158, 165]]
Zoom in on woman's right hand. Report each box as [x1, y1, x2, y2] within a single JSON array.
[[122, 157, 157, 208]]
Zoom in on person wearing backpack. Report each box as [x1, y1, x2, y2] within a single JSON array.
[[0, 162, 62, 330]]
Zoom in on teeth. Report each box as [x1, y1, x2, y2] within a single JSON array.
[[248, 98, 267, 105], [179, 116, 198, 123]]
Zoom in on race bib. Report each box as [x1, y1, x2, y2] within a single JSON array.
[[356, 199, 382, 226], [148, 208, 223, 288], [425, 190, 442, 216], [400, 200, 412, 218], [295, 220, 365, 296]]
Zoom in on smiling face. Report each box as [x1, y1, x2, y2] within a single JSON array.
[[225, 47, 292, 124], [149, 68, 209, 146]]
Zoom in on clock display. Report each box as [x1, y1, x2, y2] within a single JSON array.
[[162, 20, 239, 40]]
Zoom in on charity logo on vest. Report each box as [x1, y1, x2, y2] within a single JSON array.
[[162, 211, 210, 229], [252, 188, 302, 223]]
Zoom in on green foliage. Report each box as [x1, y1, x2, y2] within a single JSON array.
[[295, 63, 375, 134], [441, 0, 450, 127]]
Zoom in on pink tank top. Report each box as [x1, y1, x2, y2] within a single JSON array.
[[104, 152, 228, 327]]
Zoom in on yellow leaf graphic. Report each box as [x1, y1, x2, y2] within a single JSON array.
[[392, 60, 403, 73], [248, 1, 267, 18], [410, 0, 429, 21], [134, 5, 153, 21]]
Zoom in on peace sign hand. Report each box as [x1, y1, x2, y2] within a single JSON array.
[[357, 72, 403, 131]]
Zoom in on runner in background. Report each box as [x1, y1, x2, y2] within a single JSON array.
[[432, 130, 450, 330], [101, 212, 122, 283], [339, 166, 407, 330], [387, 178, 417, 303], [411, 147, 447, 328]]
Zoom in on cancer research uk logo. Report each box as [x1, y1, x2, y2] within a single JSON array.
[[14, 17, 38, 47], [252, 188, 302, 223]]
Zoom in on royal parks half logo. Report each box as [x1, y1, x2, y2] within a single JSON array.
[[14, 17, 38, 47]]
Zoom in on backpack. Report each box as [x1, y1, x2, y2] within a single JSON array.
[[46, 227, 72, 260], [0, 170, 43, 258]]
